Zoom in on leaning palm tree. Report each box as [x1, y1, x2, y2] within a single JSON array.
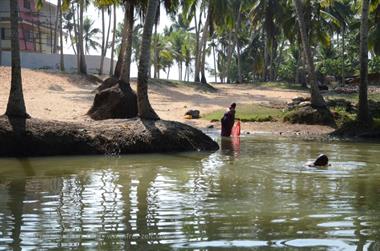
[[358, 0, 372, 123], [293, 0, 327, 108], [137, 0, 160, 120], [6, 0, 28, 118]]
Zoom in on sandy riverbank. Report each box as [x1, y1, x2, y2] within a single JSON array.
[[0, 67, 334, 136]]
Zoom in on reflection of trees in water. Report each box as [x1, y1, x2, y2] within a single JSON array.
[[6, 159, 34, 250], [133, 167, 159, 247], [8, 176, 26, 250], [348, 168, 380, 248], [2, 141, 380, 249], [1, 159, 129, 249]]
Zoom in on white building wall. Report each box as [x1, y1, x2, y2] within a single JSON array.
[[0, 51, 115, 74]]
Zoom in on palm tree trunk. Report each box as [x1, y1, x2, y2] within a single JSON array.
[[235, 3, 243, 84], [167, 66, 170, 79], [200, 7, 211, 84], [37, 11, 42, 52], [53, 4, 59, 53], [6, 0, 28, 118], [295, 46, 301, 84], [274, 39, 285, 80], [358, 0, 371, 123], [69, 28, 77, 54], [263, 29, 268, 81], [178, 61, 181, 81], [104, 8, 112, 67], [98, 7, 112, 75], [58, 0, 64, 71], [194, 9, 201, 82], [114, 8, 129, 78], [341, 26, 345, 85], [269, 37, 275, 81], [99, 8, 105, 75], [226, 30, 234, 83], [49, 4, 53, 53], [153, 23, 159, 79], [212, 42, 217, 83], [137, 0, 160, 120], [121, 2, 134, 85], [78, 1, 87, 75], [293, 0, 326, 108], [109, 4, 117, 75], [72, 3, 80, 71]]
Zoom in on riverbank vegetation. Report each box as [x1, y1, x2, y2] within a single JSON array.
[[204, 104, 284, 123]]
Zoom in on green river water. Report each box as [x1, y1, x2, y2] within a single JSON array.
[[0, 135, 380, 250]]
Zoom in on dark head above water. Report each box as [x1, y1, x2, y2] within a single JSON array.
[[314, 154, 329, 166]]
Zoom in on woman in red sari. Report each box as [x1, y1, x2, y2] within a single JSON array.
[[221, 103, 236, 137]]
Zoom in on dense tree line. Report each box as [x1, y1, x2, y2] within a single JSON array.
[[5, 0, 380, 123]]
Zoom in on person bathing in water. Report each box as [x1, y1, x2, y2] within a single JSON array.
[[221, 103, 236, 137], [306, 154, 330, 167]]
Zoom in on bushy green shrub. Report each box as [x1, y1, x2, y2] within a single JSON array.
[[278, 58, 296, 82], [369, 56, 380, 73]]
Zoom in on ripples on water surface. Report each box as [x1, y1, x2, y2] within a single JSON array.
[[0, 136, 380, 250]]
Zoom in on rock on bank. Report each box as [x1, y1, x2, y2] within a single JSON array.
[[0, 116, 219, 157]]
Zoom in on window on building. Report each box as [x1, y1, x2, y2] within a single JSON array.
[[24, 0, 31, 9], [1, 28, 5, 40]]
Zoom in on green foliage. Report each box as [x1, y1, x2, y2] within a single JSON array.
[[83, 17, 101, 54], [203, 104, 284, 122], [318, 58, 342, 76], [278, 58, 296, 82], [254, 81, 308, 90], [369, 56, 380, 73]]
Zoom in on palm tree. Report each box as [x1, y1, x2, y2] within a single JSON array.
[[114, 7, 129, 78], [293, 0, 327, 108], [120, 0, 136, 85], [137, 0, 160, 120], [199, 5, 211, 84], [83, 17, 101, 54], [168, 30, 186, 80], [249, 0, 280, 81], [109, 3, 117, 75], [6, 0, 28, 118], [358, 0, 372, 123], [58, 0, 65, 72]]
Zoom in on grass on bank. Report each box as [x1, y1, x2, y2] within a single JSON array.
[[203, 103, 285, 122], [253, 81, 309, 91], [326, 93, 380, 103]]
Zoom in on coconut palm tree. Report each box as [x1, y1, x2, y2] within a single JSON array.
[[114, 6, 129, 78], [58, 0, 65, 72], [94, 0, 113, 75], [6, 0, 28, 118], [109, 3, 117, 75], [358, 0, 372, 123], [249, 0, 282, 81], [78, 0, 88, 74], [83, 17, 101, 54], [293, 0, 327, 108], [137, 0, 160, 120], [120, 0, 136, 85]]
